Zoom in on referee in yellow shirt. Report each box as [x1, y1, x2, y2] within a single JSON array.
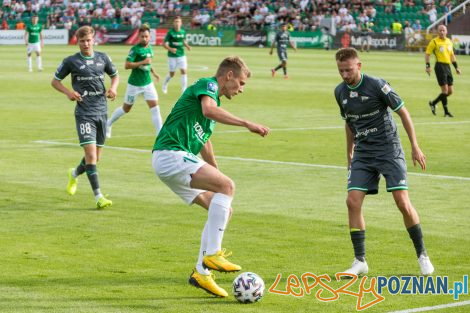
[[425, 25, 461, 117]]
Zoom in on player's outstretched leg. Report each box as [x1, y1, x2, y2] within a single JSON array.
[[188, 269, 228, 297]]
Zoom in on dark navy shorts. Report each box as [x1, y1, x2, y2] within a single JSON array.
[[75, 114, 107, 147], [347, 150, 408, 194]]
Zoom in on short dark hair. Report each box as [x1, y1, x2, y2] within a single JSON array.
[[335, 47, 359, 62], [216, 56, 251, 78]]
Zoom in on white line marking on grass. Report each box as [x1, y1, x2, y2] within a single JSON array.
[[388, 300, 470, 313], [48, 120, 470, 140], [34, 140, 470, 181]]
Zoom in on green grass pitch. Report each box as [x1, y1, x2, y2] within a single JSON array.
[[0, 45, 469, 312]]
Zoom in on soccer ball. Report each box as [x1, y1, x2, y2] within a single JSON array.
[[232, 272, 265, 303]]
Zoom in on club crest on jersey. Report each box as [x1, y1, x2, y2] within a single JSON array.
[[361, 96, 369, 102], [342, 99, 348, 104], [207, 82, 218, 94], [381, 84, 392, 95], [80, 64, 86, 70], [350, 91, 358, 98]]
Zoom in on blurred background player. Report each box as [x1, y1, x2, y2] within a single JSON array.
[[106, 24, 162, 138], [51, 26, 119, 209], [270, 23, 296, 79], [161, 16, 191, 94], [25, 15, 44, 72], [334, 48, 434, 277], [152, 56, 269, 297], [425, 24, 461, 117]]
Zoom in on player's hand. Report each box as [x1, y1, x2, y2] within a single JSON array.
[[106, 89, 117, 101], [269, 50, 273, 55], [186, 46, 191, 51], [456, 68, 462, 75], [141, 58, 152, 65], [68, 90, 82, 102], [425, 67, 431, 76], [246, 122, 270, 137], [153, 72, 160, 82], [411, 146, 426, 171], [170, 48, 177, 54]]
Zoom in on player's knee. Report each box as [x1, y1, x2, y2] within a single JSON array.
[[447, 89, 453, 96], [220, 178, 235, 197], [346, 197, 360, 211], [395, 198, 413, 215]]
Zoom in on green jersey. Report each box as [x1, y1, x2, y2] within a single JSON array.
[[126, 43, 154, 86], [26, 23, 42, 44], [164, 28, 187, 58], [153, 77, 220, 154]]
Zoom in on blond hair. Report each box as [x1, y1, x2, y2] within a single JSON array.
[[216, 56, 251, 78], [335, 47, 359, 62], [76, 26, 95, 39]]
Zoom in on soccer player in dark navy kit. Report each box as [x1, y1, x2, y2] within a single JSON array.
[[270, 23, 296, 79], [51, 26, 119, 209], [334, 48, 434, 276]]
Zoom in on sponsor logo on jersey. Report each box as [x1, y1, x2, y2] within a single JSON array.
[[381, 84, 391, 95], [350, 91, 358, 98], [86, 60, 94, 65], [361, 96, 370, 102], [207, 82, 218, 94], [193, 121, 209, 143], [96, 62, 103, 67], [80, 64, 86, 70], [81, 90, 103, 97]]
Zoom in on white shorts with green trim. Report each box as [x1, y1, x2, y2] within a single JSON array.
[[152, 150, 206, 204]]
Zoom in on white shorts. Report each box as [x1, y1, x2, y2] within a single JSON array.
[[27, 42, 41, 54], [124, 83, 158, 105], [168, 56, 187, 72], [152, 150, 206, 204]]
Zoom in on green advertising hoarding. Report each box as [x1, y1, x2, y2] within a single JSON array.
[[267, 30, 332, 49], [185, 29, 236, 47]]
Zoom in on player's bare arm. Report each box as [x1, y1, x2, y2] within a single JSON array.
[[200, 96, 270, 137], [345, 123, 355, 168], [184, 40, 191, 51], [151, 68, 160, 82], [451, 54, 461, 75], [396, 107, 426, 171], [105, 75, 119, 101], [51, 79, 82, 101], [200, 140, 218, 168]]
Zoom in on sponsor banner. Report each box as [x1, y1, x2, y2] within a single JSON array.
[[452, 34, 470, 55], [185, 29, 235, 47], [0, 29, 68, 44], [235, 30, 267, 46], [267, 30, 332, 48], [155, 28, 168, 46], [334, 32, 405, 50], [98, 29, 134, 44]]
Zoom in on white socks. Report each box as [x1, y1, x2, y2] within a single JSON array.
[[181, 74, 187, 92], [196, 222, 210, 275], [107, 106, 126, 127], [150, 106, 163, 134], [206, 193, 232, 255], [27, 57, 32, 71], [163, 75, 172, 86], [37, 56, 42, 69]]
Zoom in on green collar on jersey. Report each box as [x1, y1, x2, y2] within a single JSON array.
[[80, 52, 95, 59], [346, 73, 364, 90]]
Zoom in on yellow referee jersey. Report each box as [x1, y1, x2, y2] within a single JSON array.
[[425, 37, 454, 64]]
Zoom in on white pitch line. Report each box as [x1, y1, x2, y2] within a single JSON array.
[[33, 140, 470, 181], [40, 120, 470, 140], [388, 300, 470, 313]]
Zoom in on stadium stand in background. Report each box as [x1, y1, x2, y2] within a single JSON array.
[[0, 0, 465, 34]]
